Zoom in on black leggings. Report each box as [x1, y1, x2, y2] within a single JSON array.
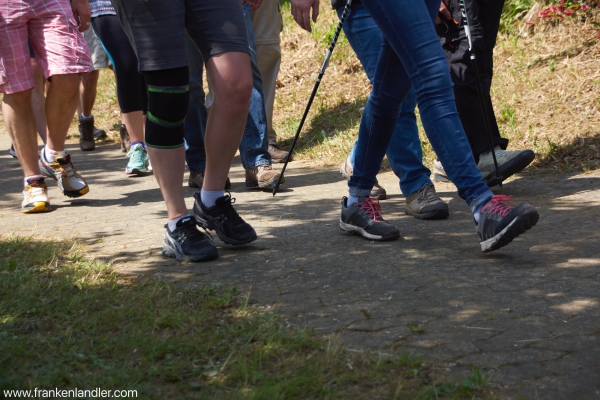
[[92, 15, 147, 114]]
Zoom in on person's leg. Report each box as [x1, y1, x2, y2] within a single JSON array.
[[92, 15, 148, 173], [183, 34, 213, 188], [340, 4, 437, 201], [240, 4, 282, 190], [434, 0, 534, 185], [30, 58, 47, 143], [77, 70, 99, 117], [249, 0, 284, 150], [3, 90, 42, 177]]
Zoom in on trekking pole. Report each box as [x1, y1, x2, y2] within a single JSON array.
[[457, 0, 502, 187], [272, 0, 353, 196]]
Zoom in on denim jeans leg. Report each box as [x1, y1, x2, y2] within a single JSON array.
[[183, 35, 207, 173], [340, 4, 432, 196], [356, 0, 491, 205], [239, 4, 271, 170]]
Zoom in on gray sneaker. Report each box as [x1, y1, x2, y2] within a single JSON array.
[[339, 197, 400, 241], [433, 147, 536, 187], [405, 184, 449, 220], [339, 155, 387, 200]]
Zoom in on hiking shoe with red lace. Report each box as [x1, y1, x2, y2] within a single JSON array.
[[477, 195, 539, 252], [339, 197, 400, 241]]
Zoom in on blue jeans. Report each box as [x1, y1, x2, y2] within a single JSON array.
[[184, 4, 270, 172], [350, 0, 491, 207], [339, 4, 432, 196]]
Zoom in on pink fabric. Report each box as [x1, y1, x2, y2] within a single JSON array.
[[0, 0, 92, 94]]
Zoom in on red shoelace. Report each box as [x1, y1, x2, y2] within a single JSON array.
[[481, 195, 514, 218], [357, 197, 385, 222]]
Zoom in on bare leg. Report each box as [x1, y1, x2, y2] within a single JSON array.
[[147, 146, 187, 220], [2, 90, 42, 177], [76, 70, 99, 117], [30, 59, 48, 143], [121, 111, 144, 143], [45, 74, 81, 151], [203, 52, 253, 191]]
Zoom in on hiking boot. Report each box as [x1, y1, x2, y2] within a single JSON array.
[[9, 145, 17, 159], [477, 195, 539, 252], [125, 144, 150, 175], [188, 170, 231, 189], [433, 148, 536, 187], [162, 215, 218, 261], [477, 147, 535, 186], [339, 155, 387, 200], [245, 164, 284, 189], [21, 176, 51, 214], [268, 144, 289, 163], [339, 197, 400, 241], [78, 117, 96, 151], [193, 192, 257, 245], [39, 151, 89, 198], [119, 124, 131, 153], [405, 184, 449, 220]]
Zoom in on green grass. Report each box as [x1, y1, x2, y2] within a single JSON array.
[[0, 236, 490, 399]]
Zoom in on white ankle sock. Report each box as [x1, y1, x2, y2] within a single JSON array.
[[23, 175, 43, 187], [201, 189, 224, 208], [167, 214, 191, 232], [80, 114, 93, 120], [44, 147, 66, 162]]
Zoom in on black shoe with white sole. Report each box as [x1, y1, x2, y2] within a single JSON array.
[[193, 193, 257, 245], [162, 216, 218, 261], [339, 197, 400, 241], [477, 195, 539, 252]]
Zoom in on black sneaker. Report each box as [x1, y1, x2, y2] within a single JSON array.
[[193, 193, 257, 245], [477, 195, 539, 252], [339, 197, 400, 241], [162, 216, 218, 261]]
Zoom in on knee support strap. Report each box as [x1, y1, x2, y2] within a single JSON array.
[[143, 67, 190, 148]]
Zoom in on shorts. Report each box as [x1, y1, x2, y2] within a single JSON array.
[[83, 27, 110, 70], [0, 0, 92, 94], [112, 0, 249, 72]]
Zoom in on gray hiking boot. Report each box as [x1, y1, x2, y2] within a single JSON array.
[[405, 184, 449, 220], [339, 155, 387, 200]]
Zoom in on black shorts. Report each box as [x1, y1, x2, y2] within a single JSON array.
[[110, 0, 249, 72]]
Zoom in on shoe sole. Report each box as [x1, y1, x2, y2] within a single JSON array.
[[483, 151, 536, 187], [405, 206, 449, 220], [339, 221, 400, 241], [125, 168, 150, 176], [161, 244, 219, 262], [480, 207, 539, 252], [21, 202, 52, 214]]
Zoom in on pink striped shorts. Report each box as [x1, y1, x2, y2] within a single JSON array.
[[0, 0, 92, 94]]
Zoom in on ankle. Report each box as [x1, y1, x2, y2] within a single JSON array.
[[44, 147, 66, 162]]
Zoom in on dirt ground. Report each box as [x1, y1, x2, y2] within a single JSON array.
[[1, 133, 600, 399]]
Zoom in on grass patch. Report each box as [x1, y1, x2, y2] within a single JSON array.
[[0, 235, 490, 399]]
